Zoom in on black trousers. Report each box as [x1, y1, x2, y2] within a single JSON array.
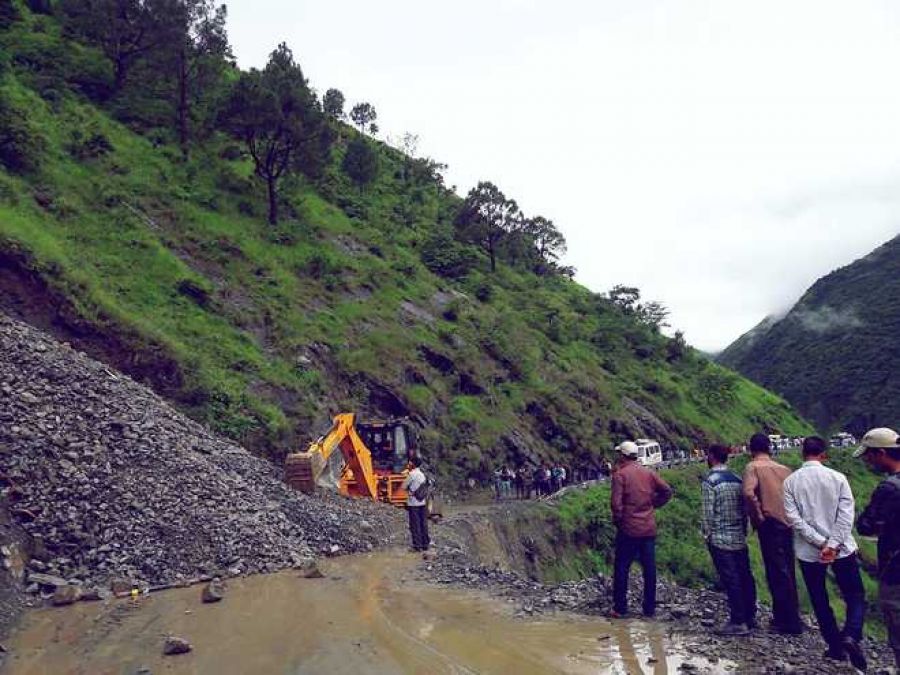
[[757, 519, 802, 630], [613, 533, 657, 616], [407, 505, 430, 551], [799, 554, 866, 648], [709, 544, 757, 626]]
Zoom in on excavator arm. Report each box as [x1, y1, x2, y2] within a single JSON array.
[[284, 413, 380, 500]]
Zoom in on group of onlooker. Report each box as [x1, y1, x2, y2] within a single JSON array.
[[491, 464, 573, 500], [483, 461, 620, 501], [610, 429, 900, 672]]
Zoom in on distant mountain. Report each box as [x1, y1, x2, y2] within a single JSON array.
[[719, 234, 900, 434]]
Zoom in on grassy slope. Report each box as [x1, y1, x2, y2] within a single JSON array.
[[556, 450, 886, 636], [0, 6, 811, 481]]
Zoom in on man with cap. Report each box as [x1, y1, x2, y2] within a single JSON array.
[[856, 427, 900, 670], [610, 440, 673, 618]]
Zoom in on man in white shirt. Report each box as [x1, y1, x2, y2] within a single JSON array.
[[401, 456, 430, 552], [783, 436, 867, 670]]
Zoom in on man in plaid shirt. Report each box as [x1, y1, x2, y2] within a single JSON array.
[[702, 444, 757, 636]]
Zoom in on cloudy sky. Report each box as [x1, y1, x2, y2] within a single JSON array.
[[228, 0, 900, 352]]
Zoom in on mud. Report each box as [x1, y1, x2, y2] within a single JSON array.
[[2, 550, 730, 675]]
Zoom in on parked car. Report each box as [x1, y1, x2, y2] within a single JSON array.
[[634, 438, 663, 467]]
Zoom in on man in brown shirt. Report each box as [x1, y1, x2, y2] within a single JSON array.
[[611, 441, 673, 617], [742, 432, 803, 634]]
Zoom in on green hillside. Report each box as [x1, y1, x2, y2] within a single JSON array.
[[0, 0, 810, 480], [720, 234, 900, 435]]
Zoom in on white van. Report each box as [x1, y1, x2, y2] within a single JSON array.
[[829, 432, 856, 448], [634, 439, 663, 467]]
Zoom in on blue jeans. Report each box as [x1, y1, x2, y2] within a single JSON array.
[[709, 544, 757, 626], [799, 553, 866, 647], [613, 533, 657, 616]]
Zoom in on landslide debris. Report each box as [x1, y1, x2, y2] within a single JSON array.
[[0, 313, 402, 601]]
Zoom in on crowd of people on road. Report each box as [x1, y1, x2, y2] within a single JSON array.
[[610, 429, 900, 673], [487, 462, 615, 501]]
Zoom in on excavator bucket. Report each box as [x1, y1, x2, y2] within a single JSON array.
[[284, 450, 323, 494]]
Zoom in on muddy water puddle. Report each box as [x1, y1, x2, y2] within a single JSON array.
[[3, 551, 730, 675]]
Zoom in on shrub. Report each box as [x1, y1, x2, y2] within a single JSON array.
[[442, 300, 462, 322], [299, 251, 340, 281], [341, 137, 379, 186], [474, 281, 494, 302], [68, 127, 113, 159], [47, 195, 77, 219], [0, 95, 47, 173], [420, 228, 476, 279]]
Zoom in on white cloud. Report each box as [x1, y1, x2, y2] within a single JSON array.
[[227, 0, 900, 351]]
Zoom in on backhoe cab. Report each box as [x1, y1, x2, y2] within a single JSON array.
[[285, 413, 441, 517]]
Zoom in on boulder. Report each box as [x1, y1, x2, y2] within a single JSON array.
[[298, 561, 324, 579], [163, 636, 192, 656], [52, 585, 81, 606], [201, 579, 224, 603]]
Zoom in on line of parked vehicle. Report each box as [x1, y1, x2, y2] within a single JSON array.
[[633, 432, 859, 470]]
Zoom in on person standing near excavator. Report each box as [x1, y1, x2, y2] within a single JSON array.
[[402, 456, 430, 552]]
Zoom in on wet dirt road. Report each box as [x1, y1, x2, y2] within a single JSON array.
[[2, 551, 729, 675]]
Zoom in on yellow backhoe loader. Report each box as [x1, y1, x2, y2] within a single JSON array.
[[284, 412, 442, 518]]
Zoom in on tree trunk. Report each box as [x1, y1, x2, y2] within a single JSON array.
[[113, 58, 127, 93], [177, 48, 189, 158], [267, 176, 278, 225]]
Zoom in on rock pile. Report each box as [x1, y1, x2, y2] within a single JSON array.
[[0, 314, 402, 599]]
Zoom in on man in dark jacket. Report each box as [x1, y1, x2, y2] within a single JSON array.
[[610, 441, 673, 618], [704, 444, 757, 636], [855, 427, 900, 670]]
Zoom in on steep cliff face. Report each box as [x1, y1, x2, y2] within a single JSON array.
[[720, 234, 900, 433]]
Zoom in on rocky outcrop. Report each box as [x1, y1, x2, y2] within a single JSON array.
[[0, 314, 402, 606]]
